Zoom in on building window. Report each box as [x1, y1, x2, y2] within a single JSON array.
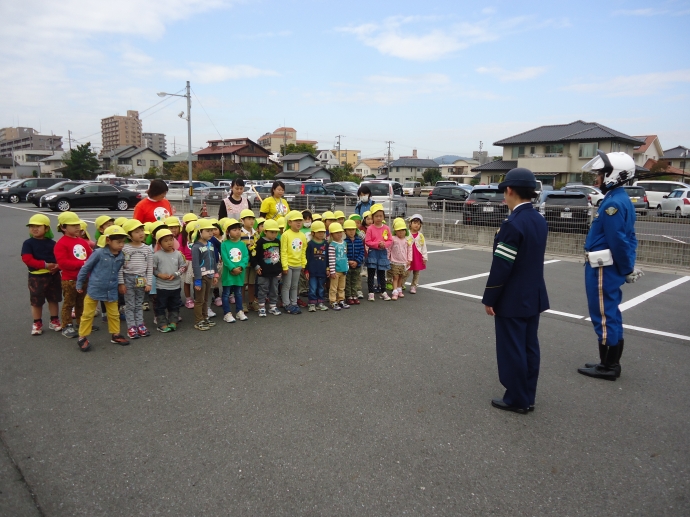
[[286, 162, 298, 171], [136, 159, 145, 166], [578, 142, 597, 158], [396, 167, 400, 172], [150, 160, 158, 166], [681, 160, 686, 169], [530, 146, 536, 155], [511, 146, 525, 159], [544, 144, 564, 155]]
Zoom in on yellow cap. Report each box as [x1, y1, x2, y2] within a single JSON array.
[[393, 217, 408, 232], [333, 210, 345, 219], [277, 217, 286, 228], [343, 220, 357, 230], [207, 218, 219, 226], [94, 215, 114, 230], [149, 221, 167, 236], [286, 210, 303, 222], [263, 219, 280, 232], [144, 222, 153, 235], [310, 221, 326, 233], [57, 211, 82, 226], [123, 219, 144, 234], [113, 217, 128, 227], [27, 214, 51, 227], [362, 210, 371, 219], [255, 217, 265, 226], [312, 213, 322, 221], [104, 225, 127, 238], [222, 218, 241, 232], [79, 221, 91, 241], [370, 204, 385, 216], [322, 211, 335, 221], [182, 213, 198, 224], [195, 219, 216, 231], [156, 228, 174, 240], [164, 216, 181, 227], [218, 217, 232, 229], [96, 235, 107, 248], [240, 209, 255, 219], [329, 222, 344, 233]]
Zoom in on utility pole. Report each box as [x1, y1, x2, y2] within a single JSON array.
[[335, 135, 345, 166], [385, 140, 394, 179], [68, 130, 72, 150]]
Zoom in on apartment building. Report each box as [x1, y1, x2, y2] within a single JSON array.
[[142, 132, 167, 155], [0, 127, 63, 158], [101, 110, 142, 154]]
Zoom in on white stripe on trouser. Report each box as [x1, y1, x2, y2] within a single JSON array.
[[598, 267, 607, 344]]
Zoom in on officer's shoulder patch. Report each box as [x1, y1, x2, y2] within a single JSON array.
[[605, 207, 618, 216]]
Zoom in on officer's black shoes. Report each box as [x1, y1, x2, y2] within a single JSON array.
[[584, 341, 624, 378], [491, 398, 529, 414], [578, 343, 621, 381]]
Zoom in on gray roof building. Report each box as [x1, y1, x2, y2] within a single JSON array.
[[662, 146, 690, 159], [388, 157, 439, 168], [494, 120, 644, 146], [471, 160, 517, 172]]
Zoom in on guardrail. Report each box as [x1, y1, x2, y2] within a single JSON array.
[[168, 197, 690, 270]]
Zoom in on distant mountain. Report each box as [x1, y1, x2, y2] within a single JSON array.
[[434, 154, 472, 164]]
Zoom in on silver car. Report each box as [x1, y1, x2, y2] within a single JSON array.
[[359, 180, 408, 219]]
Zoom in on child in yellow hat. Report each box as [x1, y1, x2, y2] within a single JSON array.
[[280, 211, 307, 314], [23, 214, 62, 335], [119, 219, 153, 339], [389, 218, 412, 300], [250, 219, 283, 316], [181, 214, 198, 308], [364, 204, 392, 301], [152, 229, 187, 332], [327, 222, 349, 310], [239, 208, 258, 312]]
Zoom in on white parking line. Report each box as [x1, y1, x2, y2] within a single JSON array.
[[544, 309, 585, 319], [618, 276, 690, 312], [423, 286, 482, 299], [0, 204, 133, 223], [622, 324, 690, 342], [661, 235, 688, 244], [419, 260, 561, 288], [427, 248, 464, 254]]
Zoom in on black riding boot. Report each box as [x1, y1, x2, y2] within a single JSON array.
[[584, 340, 623, 377], [578, 343, 620, 381]]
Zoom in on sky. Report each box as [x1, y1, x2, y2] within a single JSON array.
[[2, 0, 690, 160]]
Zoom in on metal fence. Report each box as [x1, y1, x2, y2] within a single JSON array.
[[170, 196, 690, 271]]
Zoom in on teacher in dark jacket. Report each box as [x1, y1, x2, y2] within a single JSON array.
[[482, 168, 549, 414]]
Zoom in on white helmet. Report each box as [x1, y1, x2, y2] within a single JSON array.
[[582, 150, 635, 192]]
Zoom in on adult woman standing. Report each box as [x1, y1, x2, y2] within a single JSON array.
[[218, 178, 251, 220], [260, 180, 290, 221], [133, 179, 174, 223]]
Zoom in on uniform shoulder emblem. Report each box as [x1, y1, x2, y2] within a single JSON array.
[[605, 207, 618, 216]]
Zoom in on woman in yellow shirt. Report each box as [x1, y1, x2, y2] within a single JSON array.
[[260, 181, 290, 221]]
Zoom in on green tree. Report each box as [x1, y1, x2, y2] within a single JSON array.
[[470, 178, 480, 186], [422, 168, 442, 185], [144, 166, 160, 179], [280, 143, 317, 156], [198, 170, 216, 183], [62, 143, 100, 180], [330, 163, 354, 183]]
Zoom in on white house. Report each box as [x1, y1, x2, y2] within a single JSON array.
[[315, 150, 339, 169]]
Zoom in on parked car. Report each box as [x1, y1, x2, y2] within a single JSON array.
[[463, 186, 508, 226], [42, 184, 142, 212], [561, 185, 605, 206], [324, 182, 359, 205], [634, 180, 690, 209], [204, 187, 230, 203], [434, 180, 458, 187], [657, 188, 690, 217], [27, 180, 91, 206], [251, 184, 273, 209], [537, 191, 592, 233], [403, 181, 422, 196], [282, 181, 337, 213], [1, 177, 64, 203], [359, 180, 407, 219], [166, 180, 215, 201], [427, 185, 470, 211], [622, 185, 648, 215]]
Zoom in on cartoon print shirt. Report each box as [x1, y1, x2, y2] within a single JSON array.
[[221, 239, 249, 287], [133, 197, 173, 224], [280, 229, 307, 269], [54, 235, 93, 281]]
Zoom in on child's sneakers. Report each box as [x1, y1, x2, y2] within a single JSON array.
[[223, 312, 236, 323], [258, 307, 267, 317], [185, 298, 195, 309], [410, 286, 417, 294], [331, 302, 342, 311], [127, 326, 140, 339], [368, 293, 375, 301], [357, 290, 364, 299], [249, 300, 260, 312], [308, 304, 316, 312], [194, 321, 210, 331], [214, 296, 223, 307], [391, 290, 399, 301], [381, 292, 391, 301], [236, 310, 248, 321], [204, 318, 217, 327], [111, 333, 130, 346], [101, 314, 107, 322], [49, 318, 62, 331], [31, 321, 43, 335], [77, 336, 91, 352], [297, 299, 308, 308], [398, 289, 405, 298], [339, 301, 350, 309], [268, 306, 282, 316], [142, 301, 150, 311], [317, 303, 329, 311], [137, 325, 150, 337], [168, 322, 177, 331], [157, 325, 172, 333], [207, 308, 216, 318], [62, 324, 77, 338]]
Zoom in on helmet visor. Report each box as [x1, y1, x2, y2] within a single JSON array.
[[581, 150, 612, 174]]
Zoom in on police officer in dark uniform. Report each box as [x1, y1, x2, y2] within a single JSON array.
[[482, 168, 549, 414], [578, 151, 642, 381]]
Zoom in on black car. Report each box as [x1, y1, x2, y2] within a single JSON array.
[[463, 187, 508, 226], [0, 177, 63, 203], [537, 191, 591, 233], [27, 180, 90, 207], [324, 182, 358, 205], [427, 185, 470, 211], [283, 182, 336, 213], [43, 183, 142, 212]]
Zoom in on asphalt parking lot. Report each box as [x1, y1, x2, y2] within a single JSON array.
[[1, 203, 689, 516]]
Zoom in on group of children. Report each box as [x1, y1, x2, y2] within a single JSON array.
[[21, 203, 428, 350]]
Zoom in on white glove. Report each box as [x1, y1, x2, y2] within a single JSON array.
[[625, 268, 644, 283]]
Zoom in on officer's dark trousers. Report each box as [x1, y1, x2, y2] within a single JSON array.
[[584, 263, 624, 346], [495, 314, 540, 409]]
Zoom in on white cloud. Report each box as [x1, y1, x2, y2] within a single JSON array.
[[482, 7, 497, 15], [612, 7, 690, 16], [476, 66, 547, 81], [167, 63, 280, 84], [337, 14, 569, 61], [366, 74, 451, 85], [563, 69, 690, 97]]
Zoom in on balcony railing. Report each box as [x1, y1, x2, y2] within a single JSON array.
[[518, 153, 569, 158]]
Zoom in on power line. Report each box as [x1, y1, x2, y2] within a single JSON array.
[[191, 87, 223, 141], [139, 88, 185, 115]]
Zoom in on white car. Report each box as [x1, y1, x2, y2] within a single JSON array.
[[562, 185, 605, 206], [657, 188, 690, 217], [359, 180, 407, 219], [166, 180, 214, 201], [402, 181, 421, 196]]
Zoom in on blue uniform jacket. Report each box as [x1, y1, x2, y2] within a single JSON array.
[[584, 187, 637, 276], [482, 203, 549, 318], [76, 247, 125, 302]]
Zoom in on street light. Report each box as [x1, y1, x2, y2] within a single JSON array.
[[681, 150, 689, 184], [157, 81, 194, 211]]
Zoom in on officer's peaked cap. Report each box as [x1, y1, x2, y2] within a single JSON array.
[[498, 168, 537, 192]]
